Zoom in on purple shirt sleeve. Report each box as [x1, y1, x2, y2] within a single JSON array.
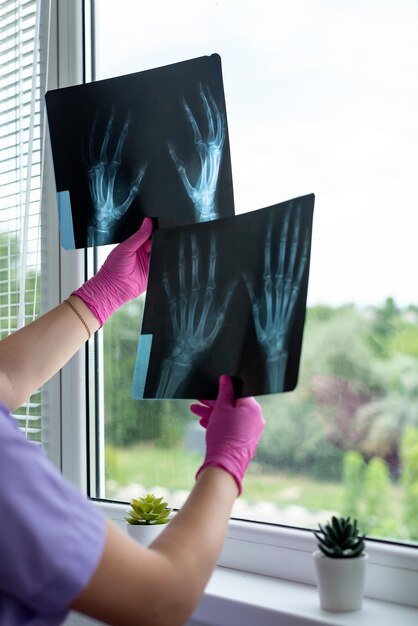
[[0, 403, 106, 625]]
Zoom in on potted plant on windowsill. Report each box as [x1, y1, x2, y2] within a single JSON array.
[[125, 493, 172, 547], [313, 515, 367, 612]]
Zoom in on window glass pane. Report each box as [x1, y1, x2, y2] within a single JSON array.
[[93, 0, 418, 544], [0, 0, 42, 443]]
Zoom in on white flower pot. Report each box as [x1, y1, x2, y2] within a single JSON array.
[[127, 523, 167, 547], [313, 550, 368, 612]]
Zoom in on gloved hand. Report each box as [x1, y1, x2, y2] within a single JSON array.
[[72, 217, 153, 326], [191, 375, 265, 495]]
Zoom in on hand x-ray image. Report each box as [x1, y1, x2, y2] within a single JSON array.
[[45, 54, 234, 249], [133, 194, 315, 400]]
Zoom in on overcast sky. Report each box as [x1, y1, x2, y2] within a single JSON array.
[[94, 0, 418, 308]]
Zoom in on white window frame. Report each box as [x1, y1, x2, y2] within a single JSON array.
[[44, 0, 418, 616], [42, 0, 88, 485]]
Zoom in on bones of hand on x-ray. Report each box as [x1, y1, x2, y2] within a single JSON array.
[[87, 111, 146, 246], [168, 84, 226, 223], [243, 205, 309, 393], [155, 234, 235, 398]]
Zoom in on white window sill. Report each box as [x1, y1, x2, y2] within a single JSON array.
[[65, 567, 418, 626], [66, 500, 418, 626], [97, 500, 418, 624], [191, 566, 418, 626]]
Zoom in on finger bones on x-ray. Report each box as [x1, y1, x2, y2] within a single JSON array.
[[86, 110, 147, 245], [155, 233, 235, 397], [243, 204, 309, 393], [168, 84, 226, 223]]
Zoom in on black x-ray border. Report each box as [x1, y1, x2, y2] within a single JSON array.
[[133, 193, 315, 400], [46, 53, 235, 249]]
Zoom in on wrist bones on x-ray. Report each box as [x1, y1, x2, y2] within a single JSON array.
[[87, 110, 146, 246], [155, 234, 235, 397], [243, 205, 309, 392], [168, 84, 226, 223]]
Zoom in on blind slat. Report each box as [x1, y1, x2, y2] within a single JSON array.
[[1, 0, 43, 444]]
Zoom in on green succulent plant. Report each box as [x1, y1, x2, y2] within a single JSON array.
[[125, 493, 172, 526], [314, 515, 365, 558]]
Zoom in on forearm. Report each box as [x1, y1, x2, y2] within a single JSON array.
[[72, 378, 264, 626], [152, 466, 238, 602], [0, 218, 152, 411], [0, 296, 99, 410]]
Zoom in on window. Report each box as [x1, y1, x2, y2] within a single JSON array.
[[31, 0, 415, 580], [40, 0, 418, 614], [88, 0, 418, 548], [0, 0, 45, 443]]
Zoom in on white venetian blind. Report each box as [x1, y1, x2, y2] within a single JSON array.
[[0, 0, 43, 441]]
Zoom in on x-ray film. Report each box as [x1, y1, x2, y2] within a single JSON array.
[[45, 54, 234, 249], [133, 194, 315, 399]]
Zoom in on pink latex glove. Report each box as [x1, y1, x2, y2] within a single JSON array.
[[191, 375, 265, 496], [72, 218, 153, 326]]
